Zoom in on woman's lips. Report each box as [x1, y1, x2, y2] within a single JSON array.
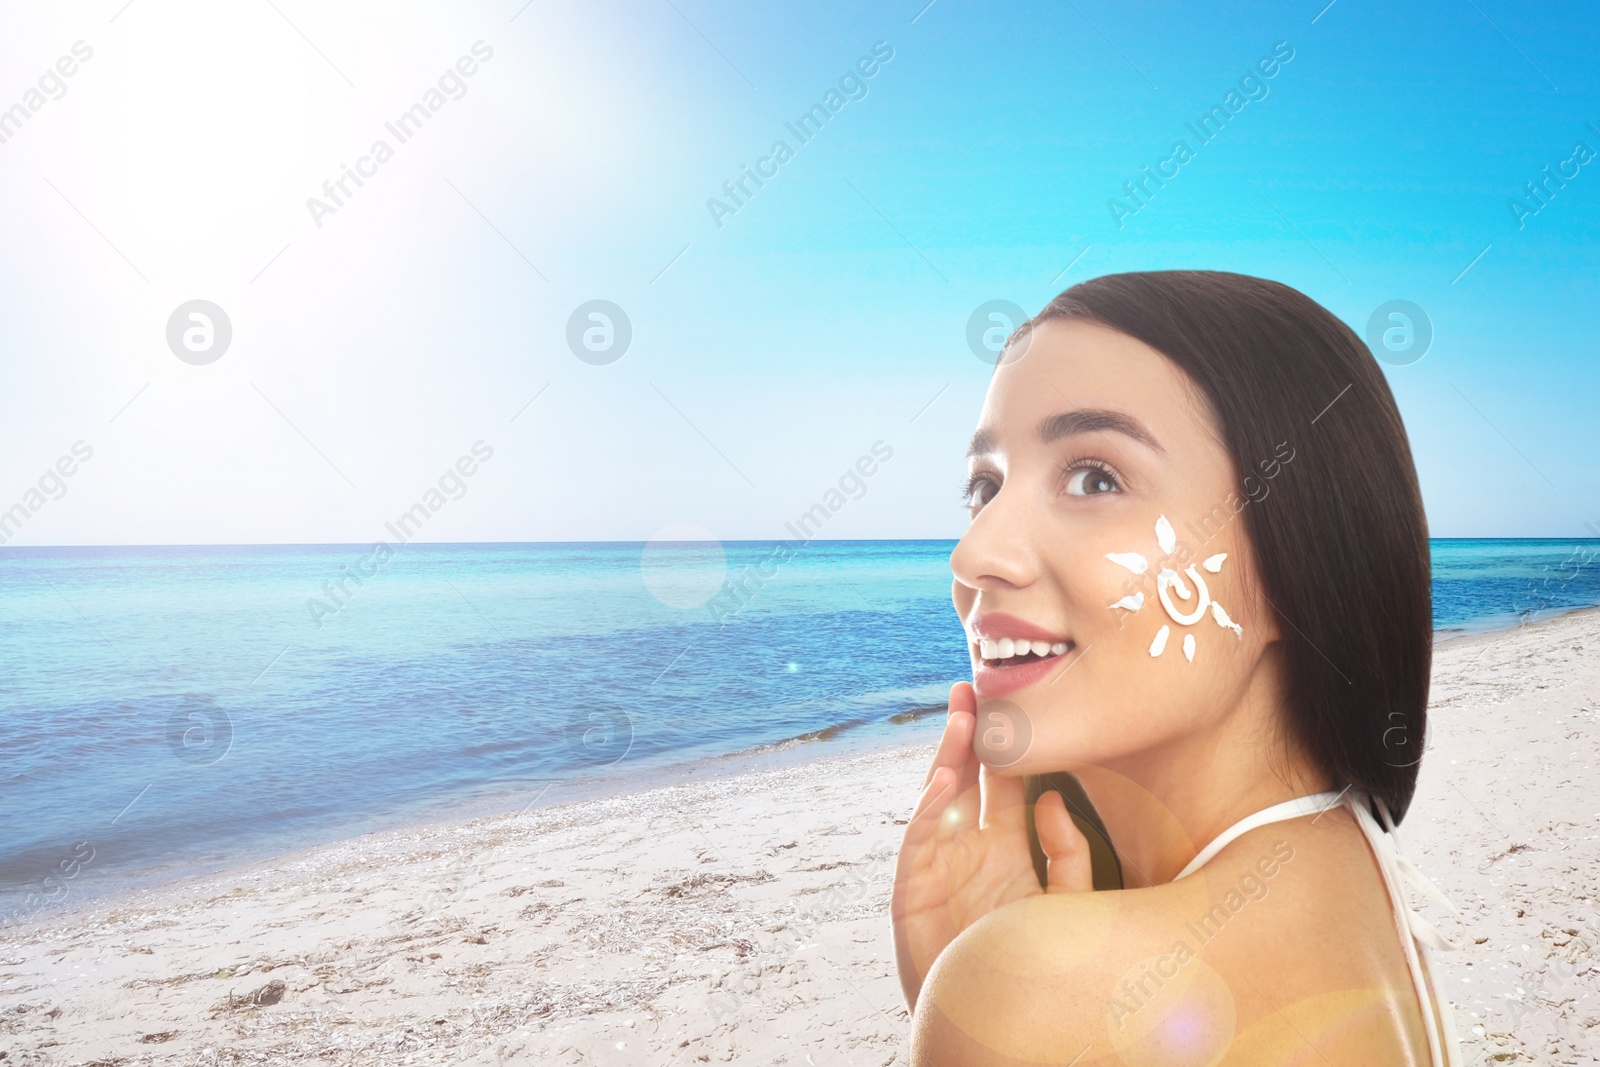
[[966, 611, 1077, 699], [968, 612, 1068, 646], [971, 647, 1076, 698]]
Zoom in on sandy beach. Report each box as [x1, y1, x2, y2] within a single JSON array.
[[3, 608, 1598, 1065]]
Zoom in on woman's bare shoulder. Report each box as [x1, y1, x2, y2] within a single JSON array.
[[909, 878, 1211, 1066], [909, 811, 1433, 1066]]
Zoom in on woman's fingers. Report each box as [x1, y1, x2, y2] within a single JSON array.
[[922, 682, 978, 789], [1036, 789, 1094, 894], [910, 765, 958, 825], [946, 682, 984, 808], [898, 764, 960, 882], [977, 760, 1028, 832]]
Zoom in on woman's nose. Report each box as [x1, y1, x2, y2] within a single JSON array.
[[950, 490, 1037, 593]]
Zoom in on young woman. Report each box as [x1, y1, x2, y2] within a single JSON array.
[[892, 272, 1462, 1066]]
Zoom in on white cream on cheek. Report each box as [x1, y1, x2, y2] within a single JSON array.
[[1106, 552, 1148, 574], [1157, 566, 1210, 625], [1105, 514, 1245, 662], [1210, 601, 1243, 637]]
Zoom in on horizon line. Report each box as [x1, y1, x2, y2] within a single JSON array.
[[1, 534, 1597, 551]]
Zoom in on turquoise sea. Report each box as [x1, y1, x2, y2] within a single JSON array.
[[1, 537, 1596, 921]]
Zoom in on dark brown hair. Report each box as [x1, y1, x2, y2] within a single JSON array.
[[1019, 271, 1432, 884]]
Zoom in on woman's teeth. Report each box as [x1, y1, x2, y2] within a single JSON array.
[[978, 637, 1069, 661]]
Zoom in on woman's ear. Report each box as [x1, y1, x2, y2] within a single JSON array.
[[1257, 594, 1284, 644]]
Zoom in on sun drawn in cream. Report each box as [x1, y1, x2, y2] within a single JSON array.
[[1104, 515, 1243, 662]]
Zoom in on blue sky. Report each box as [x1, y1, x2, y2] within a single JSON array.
[[0, 0, 1596, 545]]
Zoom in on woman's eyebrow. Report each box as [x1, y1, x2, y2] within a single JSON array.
[[1037, 408, 1164, 453], [966, 409, 1164, 458]]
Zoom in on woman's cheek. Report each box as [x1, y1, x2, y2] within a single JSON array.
[[1103, 558, 1248, 666], [1094, 549, 1151, 634]]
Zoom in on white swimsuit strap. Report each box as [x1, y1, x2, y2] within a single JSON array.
[[1170, 790, 1347, 881], [1348, 794, 1464, 1067], [1171, 789, 1464, 1067]]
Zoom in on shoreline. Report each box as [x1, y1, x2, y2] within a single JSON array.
[[3, 739, 937, 1065], [5, 605, 1600, 1063], [1, 710, 948, 940], [11, 600, 1598, 938], [5, 736, 942, 939], [1433, 600, 1600, 646]]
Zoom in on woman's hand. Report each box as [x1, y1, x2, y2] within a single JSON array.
[[891, 681, 1093, 1011]]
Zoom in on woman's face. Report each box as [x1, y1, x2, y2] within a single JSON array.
[[951, 318, 1281, 775]]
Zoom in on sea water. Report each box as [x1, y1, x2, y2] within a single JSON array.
[[1, 537, 1595, 917]]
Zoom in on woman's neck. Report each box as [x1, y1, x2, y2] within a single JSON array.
[[1075, 665, 1332, 889]]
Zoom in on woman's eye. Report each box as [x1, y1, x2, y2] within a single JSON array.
[[964, 476, 999, 512], [1064, 466, 1119, 496]]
